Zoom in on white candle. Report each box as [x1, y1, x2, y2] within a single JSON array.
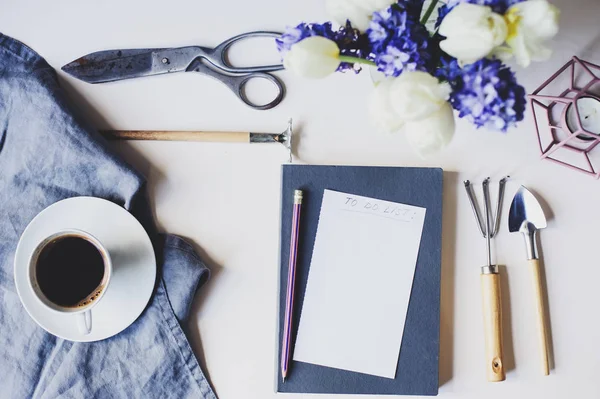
[[566, 96, 600, 135]]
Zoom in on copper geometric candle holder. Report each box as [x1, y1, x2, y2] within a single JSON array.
[[529, 56, 600, 178]]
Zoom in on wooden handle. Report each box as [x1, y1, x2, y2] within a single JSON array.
[[100, 130, 250, 142], [529, 258, 550, 375], [481, 272, 506, 382]]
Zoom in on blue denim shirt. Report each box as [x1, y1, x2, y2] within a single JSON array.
[[0, 33, 217, 399]]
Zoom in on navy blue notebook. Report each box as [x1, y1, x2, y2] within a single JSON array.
[[277, 165, 443, 395]]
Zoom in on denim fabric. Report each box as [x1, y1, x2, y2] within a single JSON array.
[[0, 33, 217, 399]]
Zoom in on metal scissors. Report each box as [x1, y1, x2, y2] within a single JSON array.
[[61, 31, 285, 110]]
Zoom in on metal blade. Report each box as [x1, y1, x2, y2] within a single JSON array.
[[61, 48, 161, 83], [508, 186, 547, 233], [62, 47, 206, 84]]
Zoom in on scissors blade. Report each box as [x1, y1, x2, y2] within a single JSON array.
[[61, 47, 203, 84], [61, 49, 162, 83]]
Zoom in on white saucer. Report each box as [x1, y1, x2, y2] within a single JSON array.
[[14, 197, 156, 342]]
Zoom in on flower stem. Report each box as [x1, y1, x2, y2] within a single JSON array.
[[338, 55, 376, 67], [421, 0, 440, 25]]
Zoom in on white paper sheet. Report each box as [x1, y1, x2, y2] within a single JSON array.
[[293, 189, 426, 379]]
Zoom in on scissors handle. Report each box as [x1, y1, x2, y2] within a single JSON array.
[[210, 31, 284, 74], [187, 58, 284, 110]]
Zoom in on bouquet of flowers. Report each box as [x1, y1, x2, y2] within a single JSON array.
[[276, 0, 560, 156]]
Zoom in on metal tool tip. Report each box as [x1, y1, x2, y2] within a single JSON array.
[[60, 60, 87, 80], [463, 180, 471, 186], [61, 58, 80, 72], [281, 119, 292, 147], [61, 63, 73, 74]]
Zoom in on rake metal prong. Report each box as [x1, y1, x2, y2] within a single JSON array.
[[464, 180, 486, 237], [482, 177, 493, 266], [492, 176, 509, 237]]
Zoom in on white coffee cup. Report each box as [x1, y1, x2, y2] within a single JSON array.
[[28, 229, 112, 335]]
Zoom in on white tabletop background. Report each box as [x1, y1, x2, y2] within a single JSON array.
[[2, 0, 600, 397]]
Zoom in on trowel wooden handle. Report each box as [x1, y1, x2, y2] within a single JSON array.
[[101, 130, 250, 142], [529, 258, 550, 375], [481, 272, 505, 382]]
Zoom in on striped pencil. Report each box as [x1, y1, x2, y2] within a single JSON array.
[[281, 189, 303, 382]]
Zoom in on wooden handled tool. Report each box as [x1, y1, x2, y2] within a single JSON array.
[[529, 259, 550, 375], [509, 186, 550, 375], [99, 119, 294, 161], [101, 130, 252, 142], [481, 269, 505, 381], [465, 177, 509, 382]]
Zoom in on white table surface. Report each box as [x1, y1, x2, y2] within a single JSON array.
[[2, 0, 600, 397]]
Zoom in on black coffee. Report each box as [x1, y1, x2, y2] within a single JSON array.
[[36, 236, 106, 308]]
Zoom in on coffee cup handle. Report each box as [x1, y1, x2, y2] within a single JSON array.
[[77, 310, 92, 335]]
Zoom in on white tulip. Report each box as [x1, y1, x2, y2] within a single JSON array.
[[505, 0, 560, 67], [368, 79, 406, 133], [283, 37, 341, 79], [326, 0, 396, 32], [439, 3, 508, 65], [405, 104, 456, 157], [389, 71, 452, 122], [368, 71, 456, 155]]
